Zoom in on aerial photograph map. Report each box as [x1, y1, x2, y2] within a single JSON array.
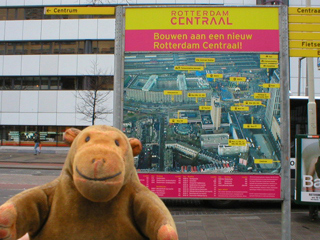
[[123, 52, 281, 175]]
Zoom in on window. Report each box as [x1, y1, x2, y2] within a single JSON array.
[[1, 41, 114, 55], [0, 76, 113, 91]]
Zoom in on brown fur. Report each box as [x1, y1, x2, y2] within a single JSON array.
[[0, 125, 178, 240]]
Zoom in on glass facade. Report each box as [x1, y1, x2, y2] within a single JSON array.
[[1, 125, 86, 147], [0, 41, 114, 55], [0, 76, 114, 90]]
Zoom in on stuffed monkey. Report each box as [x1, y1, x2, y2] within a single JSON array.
[[0, 125, 178, 240]]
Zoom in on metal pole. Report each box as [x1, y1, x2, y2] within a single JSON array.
[[279, 5, 291, 240], [298, 57, 305, 96], [306, 0, 317, 135], [113, 6, 125, 129]]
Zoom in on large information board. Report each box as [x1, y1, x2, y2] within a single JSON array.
[[117, 6, 286, 200]]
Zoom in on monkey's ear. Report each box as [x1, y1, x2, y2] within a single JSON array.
[[129, 138, 142, 156], [63, 128, 81, 146]]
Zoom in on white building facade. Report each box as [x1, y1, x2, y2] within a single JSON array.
[[0, 0, 319, 146]]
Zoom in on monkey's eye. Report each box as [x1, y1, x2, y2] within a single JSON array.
[[85, 136, 90, 142], [115, 140, 120, 146]]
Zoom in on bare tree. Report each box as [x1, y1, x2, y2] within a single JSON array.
[[76, 63, 113, 125]]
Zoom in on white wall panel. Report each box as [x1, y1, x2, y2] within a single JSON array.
[[96, 55, 114, 75], [20, 91, 39, 113], [94, 114, 113, 126], [5, 21, 23, 40], [0, 56, 4, 75], [38, 113, 57, 125], [0, 91, 2, 112], [21, 56, 40, 75], [77, 55, 96, 75], [195, 0, 210, 3], [57, 91, 76, 112], [23, 21, 42, 40], [2, 91, 20, 112], [7, 0, 24, 6], [41, 20, 60, 40], [223, 0, 243, 4], [3, 56, 22, 75], [39, 91, 58, 112], [1, 113, 19, 125], [25, 0, 44, 6], [19, 113, 38, 125], [289, 0, 302, 5], [243, 0, 255, 4], [0, 22, 5, 41], [60, 20, 79, 40], [75, 113, 91, 125], [57, 113, 76, 125], [175, 0, 196, 3], [61, 0, 80, 4], [40, 55, 59, 75], [79, 19, 98, 39], [0, 1, 6, 7], [155, 0, 175, 3], [98, 19, 115, 39], [58, 55, 78, 75], [137, 0, 156, 3], [311, 0, 320, 6], [43, 0, 61, 5]]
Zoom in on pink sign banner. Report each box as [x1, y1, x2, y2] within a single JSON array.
[[125, 29, 279, 52], [138, 173, 281, 199]]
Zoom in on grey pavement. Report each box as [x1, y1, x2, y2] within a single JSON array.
[[0, 148, 320, 239]]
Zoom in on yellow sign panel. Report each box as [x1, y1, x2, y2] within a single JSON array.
[[289, 24, 320, 32], [229, 77, 246, 82], [290, 40, 320, 49], [243, 124, 262, 129], [290, 49, 320, 57], [188, 93, 206, 98], [260, 64, 278, 68], [254, 159, 274, 164], [230, 106, 249, 111], [243, 101, 262, 106], [289, 32, 320, 40], [164, 90, 182, 95], [169, 119, 188, 124], [253, 93, 270, 99], [228, 139, 247, 146], [174, 66, 204, 71], [207, 74, 223, 78], [260, 59, 279, 64], [289, 15, 320, 23], [195, 58, 215, 63], [125, 7, 279, 30], [44, 7, 115, 15], [199, 106, 213, 110], [289, 7, 320, 15], [260, 54, 278, 59], [262, 83, 280, 88]]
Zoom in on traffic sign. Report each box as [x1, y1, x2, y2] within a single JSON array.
[[289, 41, 320, 48], [288, 7, 320, 57], [290, 49, 320, 57], [289, 24, 320, 32], [289, 15, 320, 23], [44, 7, 115, 15], [289, 32, 320, 40]]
